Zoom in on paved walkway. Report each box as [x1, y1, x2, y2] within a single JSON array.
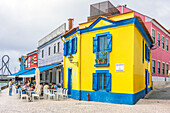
[[0, 86, 170, 113]]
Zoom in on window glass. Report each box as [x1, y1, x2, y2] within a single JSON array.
[[162, 63, 165, 75], [98, 73, 106, 90], [72, 38, 75, 54], [42, 50, 44, 58], [166, 39, 168, 51], [166, 64, 169, 75], [50, 72, 52, 83], [40, 74, 42, 80], [162, 36, 164, 49], [158, 61, 160, 74], [59, 71, 61, 84], [54, 44, 56, 54], [99, 74, 102, 90], [57, 42, 60, 53], [99, 36, 107, 51], [152, 29, 155, 43], [48, 47, 51, 56], [157, 33, 160, 47], [152, 60, 155, 73]]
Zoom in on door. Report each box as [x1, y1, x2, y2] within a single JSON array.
[[145, 69, 148, 94], [68, 68, 72, 95]]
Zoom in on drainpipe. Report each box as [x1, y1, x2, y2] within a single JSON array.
[[77, 30, 81, 100]]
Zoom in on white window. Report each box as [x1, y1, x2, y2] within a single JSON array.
[[152, 29, 155, 43], [157, 32, 160, 47], [57, 42, 60, 53], [54, 44, 56, 54], [48, 47, 51, 56]]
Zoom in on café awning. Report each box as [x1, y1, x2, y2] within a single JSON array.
[[18, 63, 61, 78]]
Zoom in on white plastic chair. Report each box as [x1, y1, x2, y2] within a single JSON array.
[[55, 88, 63, 100], [63, 89, 68, 99], [43, 88, 49, 99], [32, 90, 40, 102], [21, 90, 29, 102], [47, 89, 55, 100]]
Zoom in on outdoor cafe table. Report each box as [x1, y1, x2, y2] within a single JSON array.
[[49, 89, 57, 94], [26, 90, 35, 101]]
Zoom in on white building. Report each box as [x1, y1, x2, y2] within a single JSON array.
[[38, 23, 66, 85]]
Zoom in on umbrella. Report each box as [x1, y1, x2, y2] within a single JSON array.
[[34, 67, 41, 95]]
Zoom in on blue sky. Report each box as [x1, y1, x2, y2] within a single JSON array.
[[0, 0, 169, 74]]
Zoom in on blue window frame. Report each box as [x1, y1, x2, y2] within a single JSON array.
[[66, 41, 69, 56], [93, 32, 112, 67], [99, 36, 107, 52], [72, 38, 75, 54], [145, 43, 150, 62], [93, 70, 111, 92], [64, 35, 77, 56], [98, 73, 107, 90]]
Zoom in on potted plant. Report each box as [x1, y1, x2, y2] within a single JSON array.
[[98, 57, 105, 64], [104, 58, 107, 64], [95, 59, 99, 64]]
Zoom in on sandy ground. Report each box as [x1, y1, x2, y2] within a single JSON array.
[[1, 85, 170, 113]]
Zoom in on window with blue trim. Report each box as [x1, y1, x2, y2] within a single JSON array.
[[64, 36, 77, 56], [98, 73, 107, 90], [66, 41, 69, 56], [93, 70, 111, 92], [148, 71, 150, 85], [93, 32, 112, 67], [72, 38, 76, 54], [145, 43, 150, 62]]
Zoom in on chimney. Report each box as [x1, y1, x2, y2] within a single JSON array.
[[68, 18, 74, 30]]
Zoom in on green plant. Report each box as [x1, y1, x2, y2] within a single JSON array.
[[95, 59, 99, 63]]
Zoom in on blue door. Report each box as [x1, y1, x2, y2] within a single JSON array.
[[145, 69, 148, 94], [68, 68, 72, 95]]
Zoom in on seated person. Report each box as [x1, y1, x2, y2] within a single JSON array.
[[28, 84, 35, 96], [21, 84, 27, 94], [18, 85, 22, 95], [27, 80, 31, 86], [54, 84, 58, 91], [15, 84, 19, 93], [44, 83, 49, 89], [29, 84, 34, 91], [51, 83, 55, 89]]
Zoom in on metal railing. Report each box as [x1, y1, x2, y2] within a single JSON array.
[[95, 51, 109, 65]]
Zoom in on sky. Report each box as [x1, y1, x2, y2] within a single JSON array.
[[0, 0, 169, 74]]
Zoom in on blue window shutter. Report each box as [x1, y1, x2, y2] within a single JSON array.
[[106, 73, 111, 92], [148, 48, 150, 62], [142, 39, 144, 63], [148, 71, 150, 85], [75, 36, 77, 53], [107, 34, 112, 52], [93, 37, 98, 53], [145, 44, 147, 61], [93, 73, 98, 91], [64, 43, 67, 56], [69, 39, 72, 55]]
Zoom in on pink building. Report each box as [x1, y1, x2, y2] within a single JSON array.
[[116, 5, 170, 81]]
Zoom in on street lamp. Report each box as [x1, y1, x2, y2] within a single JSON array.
[[68, 54, 78, 66]]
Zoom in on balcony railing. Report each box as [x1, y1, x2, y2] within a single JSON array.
[[95, 51, 109, 66]]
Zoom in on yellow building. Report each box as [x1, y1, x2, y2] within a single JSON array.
[[62, 12, 154, 104]]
